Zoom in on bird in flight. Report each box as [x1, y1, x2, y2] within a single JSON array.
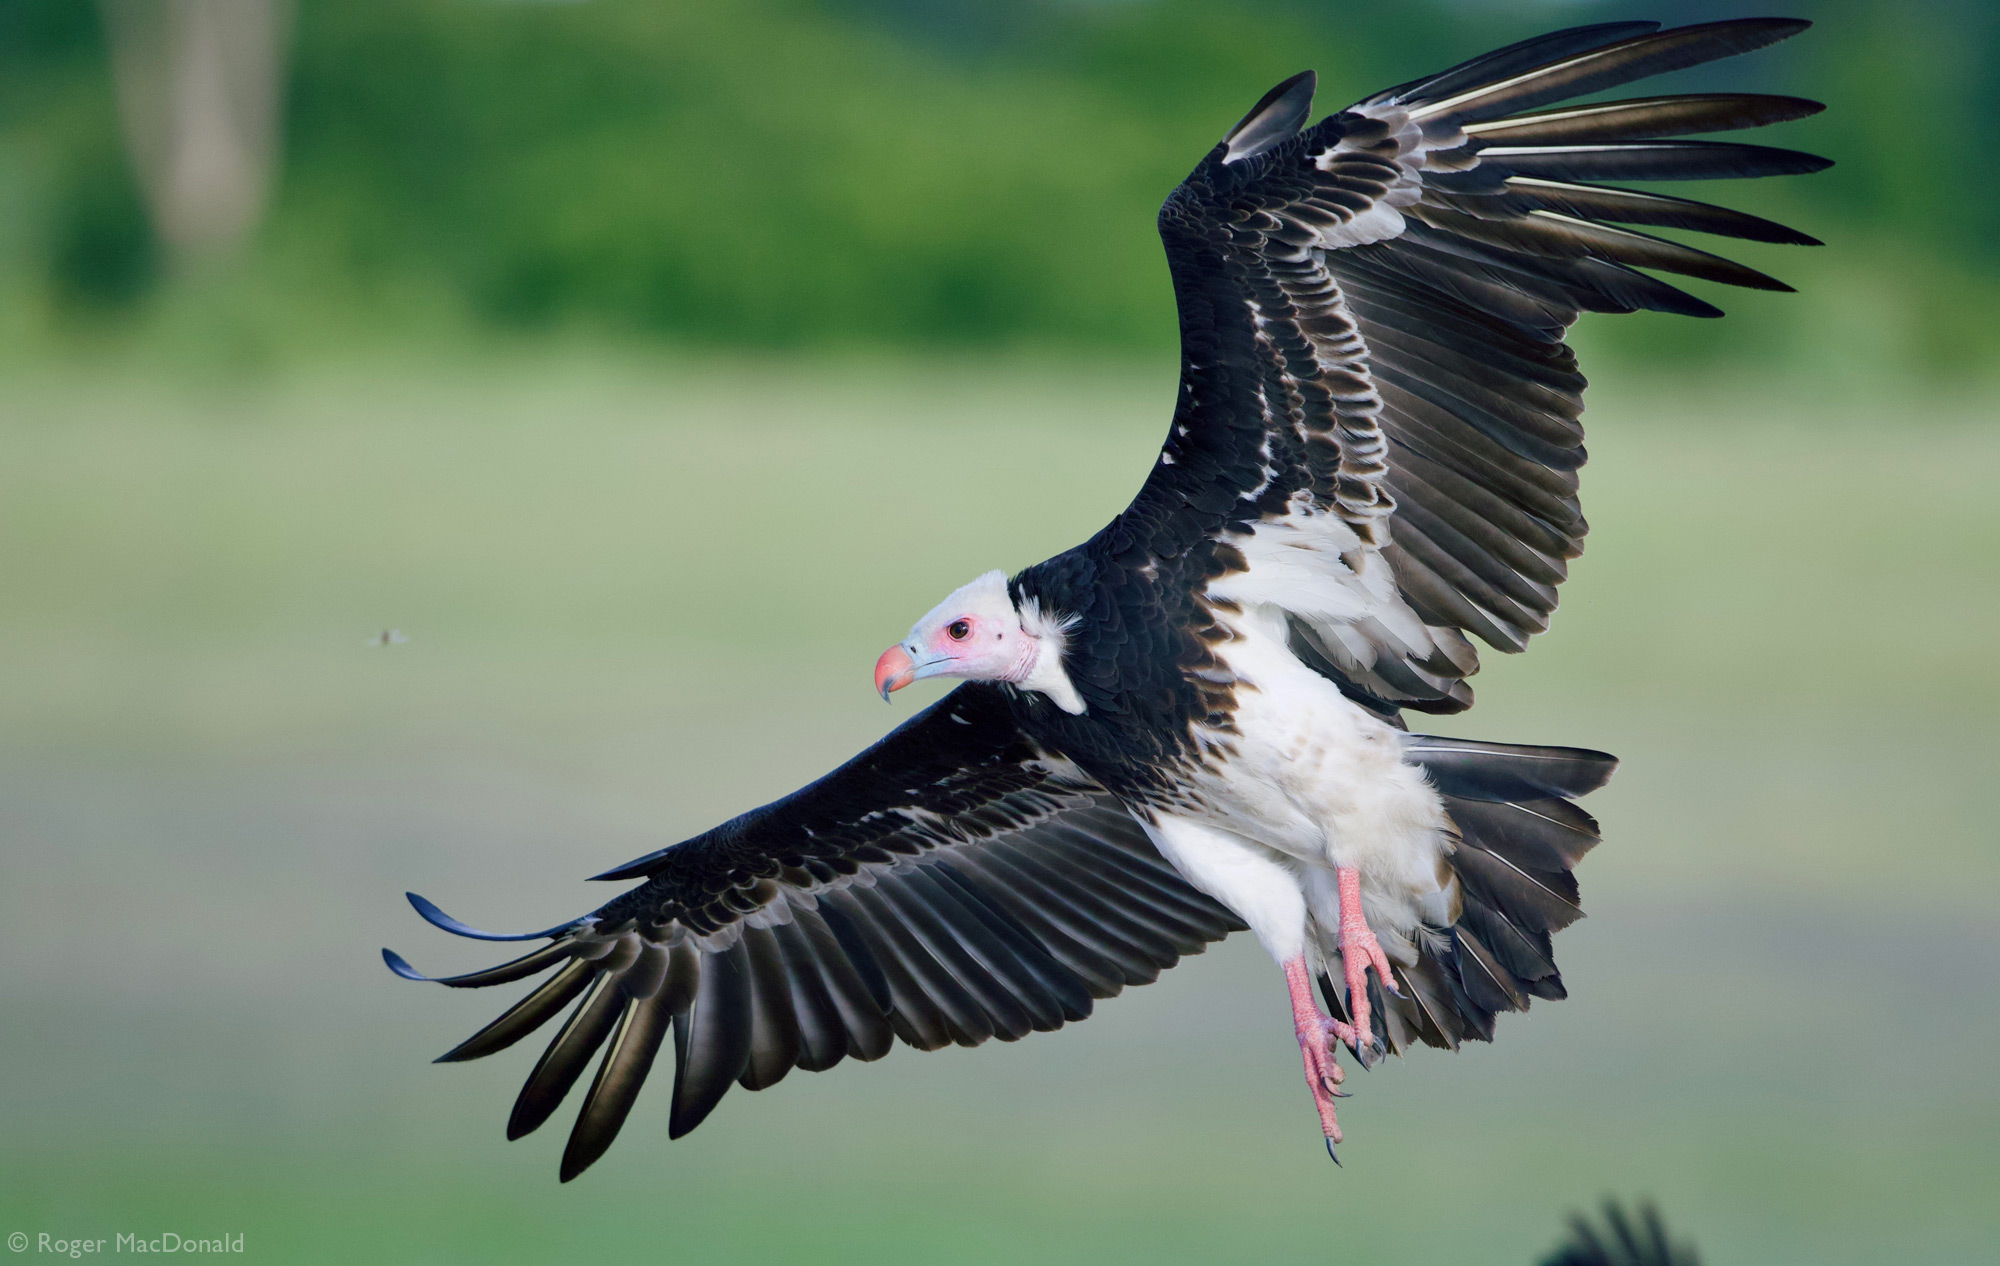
[[387, 17, 1826, 1180]]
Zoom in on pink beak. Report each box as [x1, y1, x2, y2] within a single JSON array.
[[874, 645, 916, 700]]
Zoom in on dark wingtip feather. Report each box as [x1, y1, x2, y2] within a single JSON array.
[[406, 892, 574, 942], [389, 940, 581, 990], [1412, 18, 1820, 129], [1366, 22, 1661, 109], [559, 994, 672, 1181], [1465, 93, 1827, 147], [506, 974, 627, 1140], [434, 958, 596, 1065], [667, 947, 752, 1139]]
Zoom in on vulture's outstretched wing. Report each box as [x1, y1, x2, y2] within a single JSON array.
[[1122, 18, 1826, 714], [385, 683, 1241, 1180]]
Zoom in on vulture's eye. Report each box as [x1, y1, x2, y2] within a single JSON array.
[[947, 620, 971, 641]]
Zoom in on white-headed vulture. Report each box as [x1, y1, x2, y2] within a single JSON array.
[[387, 17, 1827, 1179]]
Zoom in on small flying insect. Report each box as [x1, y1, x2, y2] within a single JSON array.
[[368, 629, 410, 647]]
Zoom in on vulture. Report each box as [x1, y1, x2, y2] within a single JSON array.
[[387, 17, 1827, 1180]]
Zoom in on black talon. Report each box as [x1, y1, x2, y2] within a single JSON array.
[[1324, 1137, 1341, 1165]]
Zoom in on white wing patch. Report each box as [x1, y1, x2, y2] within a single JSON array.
[[1208, 498, 1476, 701]]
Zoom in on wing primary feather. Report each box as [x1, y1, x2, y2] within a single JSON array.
[[1408, 19, 1812, 126], [1414, 205, 1794, 291], [434, 957, 595, 1064], [735, 926, 803, 1091], [1366, 22, 1661, 108], [667, 940, 751, 1138], [506, 970, 627, 1140], [406, 892, 577, 942], [1494, 178, 1823, 246], [1462, 93, 1823, 144], [1473, 141, 1832, 183], [559, 990, 671, 1182], [385, 939, 575, 988]]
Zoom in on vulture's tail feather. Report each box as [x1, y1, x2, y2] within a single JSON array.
[[1361, 735, 1616, 1052]]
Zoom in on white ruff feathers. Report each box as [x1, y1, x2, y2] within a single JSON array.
[[916, 571, 1087, 715]]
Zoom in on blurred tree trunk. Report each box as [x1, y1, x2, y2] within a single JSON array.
[[97, 0, 294, 268]]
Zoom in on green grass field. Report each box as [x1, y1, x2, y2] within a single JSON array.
[[2, 354, 1995, 1264]]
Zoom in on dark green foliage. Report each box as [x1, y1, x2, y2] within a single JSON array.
[[0, 0, 156, 310], [0, 0, 1992, 363], [47, 138, 154, 310]]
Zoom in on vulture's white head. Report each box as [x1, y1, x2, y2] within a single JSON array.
[[874, 570, 1085, 715]]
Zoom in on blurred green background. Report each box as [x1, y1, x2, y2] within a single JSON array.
[[1, 1, 1995, 1264]]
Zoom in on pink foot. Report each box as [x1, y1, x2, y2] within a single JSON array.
[[1284, 955, 1350, 1160], [1336, 866, 1398, 1067]]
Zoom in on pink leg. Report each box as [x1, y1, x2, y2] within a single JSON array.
[[1284, 955, 1350, 1159], [1336, 866, 1397, 1066]]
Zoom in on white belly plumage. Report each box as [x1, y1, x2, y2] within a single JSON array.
[[1138, 601, 1455, 970]]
